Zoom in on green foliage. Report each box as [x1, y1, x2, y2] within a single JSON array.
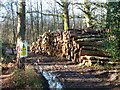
[[101, 34, 120, 60], [100, 2, 120, 61], [10, 66, 43, 88]]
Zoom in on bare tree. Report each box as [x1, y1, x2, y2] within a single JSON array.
[[40, 0, 43, 34], [30, 0, 34, 42], [17, 0, 26, 70], [72, 0, 75, 29], [75, 0, 97, 27], [36, 0, 39, 37], [11, 0, 16, 44], [56, 0, 70, 30]]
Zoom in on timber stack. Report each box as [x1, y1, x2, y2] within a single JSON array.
[[30, 25, 110, 66]]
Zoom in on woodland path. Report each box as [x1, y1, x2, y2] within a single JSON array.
[[26, 52, 120, 89]]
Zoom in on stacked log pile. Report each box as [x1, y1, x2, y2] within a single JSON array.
[[30, 26, 110, 66], [30, 31, 63, 56]]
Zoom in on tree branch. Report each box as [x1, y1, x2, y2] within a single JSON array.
[[74, 3, 87, 14], [56, 1, 64, 7], [77, 7, 87, 14], [26, 11, 64, 20], [69, 15, 85, 19]]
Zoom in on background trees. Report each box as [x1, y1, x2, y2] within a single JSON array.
[[101, 2, 120, 61]]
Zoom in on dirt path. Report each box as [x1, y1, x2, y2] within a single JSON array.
[[26, 53, 120, 89]]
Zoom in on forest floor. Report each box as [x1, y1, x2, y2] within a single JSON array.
[[1, 52, 120, 89], [1, 51, 49, 89], [26, 52, 120, 89]]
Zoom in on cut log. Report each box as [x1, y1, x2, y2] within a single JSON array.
[[76, 38, 104, 42], [76, 34, 101, 39], [81, 49, 106, 57]]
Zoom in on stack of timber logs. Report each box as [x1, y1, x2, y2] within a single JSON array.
[[30, 31, 63, 56], [30, 25, 110, 66]]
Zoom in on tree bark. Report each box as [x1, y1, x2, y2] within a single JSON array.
[[84, 1, 92, 27], [53, 1, 56, 31], [63, 0, 69, 30], [76, 1, 92, 27], [36, 0, 39, 37], [40, 0, 43, 34], [11, 1, 16, 44], [72, 0, 75, 29], [106, 4, 111, 29], [30, 1, 34, 42], [17, 0, 26, 70]]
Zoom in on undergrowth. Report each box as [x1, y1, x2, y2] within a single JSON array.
[[9, 65, 43, 89]]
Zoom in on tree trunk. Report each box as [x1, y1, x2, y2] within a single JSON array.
[[56, 5, 59, 30], [11, 2, 16, 44], [36, 0, 39, 37], [17, 0, 26, 70], [30, 1, 34, 42], [53, 1, 56, 31], [72, 0, 75, 29], [63, 1, 69, 30], [84, 2, 92, 27], [40, 0, 43, 34], [106, 4, 111, 29]]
